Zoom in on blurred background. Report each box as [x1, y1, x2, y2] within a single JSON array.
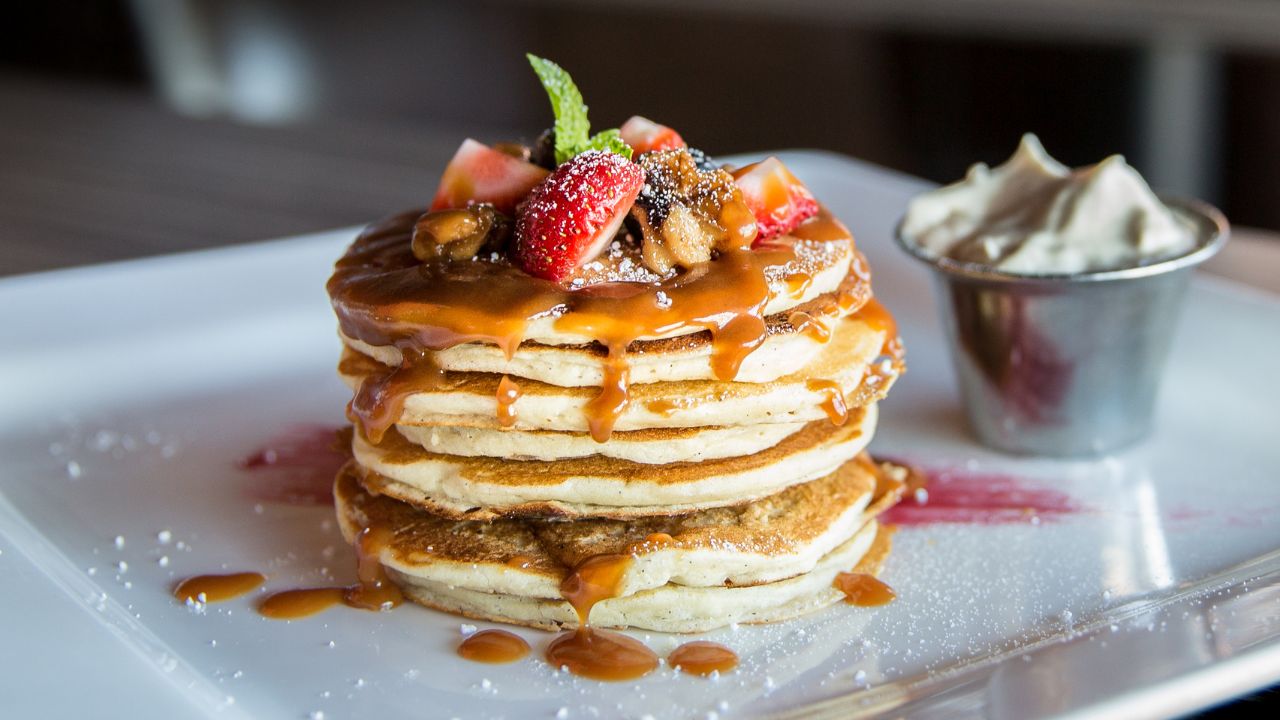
[[3, 0, 1280, 280]]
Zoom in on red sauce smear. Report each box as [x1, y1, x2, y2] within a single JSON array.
[[881, 464, 1082, 526], [238, 424, 348, 506]]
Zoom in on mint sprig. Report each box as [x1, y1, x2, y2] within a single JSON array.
[[526, 54, 631, 164]]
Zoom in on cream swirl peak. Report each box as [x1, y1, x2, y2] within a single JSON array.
[[900, 134, 1197, 274]]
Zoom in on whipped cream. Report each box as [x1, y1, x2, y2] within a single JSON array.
[[900, 134, 1198, 274]]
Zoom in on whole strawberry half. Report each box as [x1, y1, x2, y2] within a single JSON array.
[[620, 116, 686, 156], [732, 157, 820, 242], [431, 139, 549, 215], [514, 152, 645, 282]]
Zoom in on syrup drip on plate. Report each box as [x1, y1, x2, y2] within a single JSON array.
[[545, 626, 660, 681], [258, 587, 346, 619], [173, 572, 265, 604], [457, 629, 531, 664], [546, 553, 659, 681], [669, 641, 739, 676], [257, 526, 402, 620], [833, 573, 896, 606]]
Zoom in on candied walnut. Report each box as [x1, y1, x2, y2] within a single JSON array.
[[630, 149, 758, 273], [411, 204, 510, 262]]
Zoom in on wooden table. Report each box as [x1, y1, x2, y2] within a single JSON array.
[[0, 72, 517, 277]]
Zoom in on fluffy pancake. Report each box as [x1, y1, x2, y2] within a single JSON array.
[[335, 457, 905, 632], [395, 421, 808, 465], [338, 311, 901, 434], [352, 406, 876, 519], [398, 525, 888, 633]]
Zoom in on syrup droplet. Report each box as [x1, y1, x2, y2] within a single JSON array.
[[258, 588, 345, 619], [457, 629, 531, 664], [495, 375, 522, 428], [833, 573, 896, 606], [545, 628, 658, 681], [669, 641, 739, 676], [173, 572, 265, 603]]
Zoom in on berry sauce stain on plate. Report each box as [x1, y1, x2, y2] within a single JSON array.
[[238, 425, 348, 506], [882, 464, 1085, 526]]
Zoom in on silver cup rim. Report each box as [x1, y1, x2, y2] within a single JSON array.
[[892, 197, 1230, 285]]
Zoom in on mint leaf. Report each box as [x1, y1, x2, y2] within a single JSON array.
[[526, 54, 589, 164], [582, 129, 632, 158], [526, 54, 633, 163]]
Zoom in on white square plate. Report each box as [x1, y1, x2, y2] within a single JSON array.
[[2, 152, 1278, 719]]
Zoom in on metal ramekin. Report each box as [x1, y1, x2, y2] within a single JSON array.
[[894, 198, 1230, 457]]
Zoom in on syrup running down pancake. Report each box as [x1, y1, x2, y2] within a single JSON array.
[[334, 456, 906, 633]]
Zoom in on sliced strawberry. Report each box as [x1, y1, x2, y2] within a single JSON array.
[[514, 151, 645, 282], [620, 116, 686, 156], [430, 139, 550, 215], [732, 157, 820, 242]]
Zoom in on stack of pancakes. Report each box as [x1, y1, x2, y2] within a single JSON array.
[[327, 208, 906, 634]]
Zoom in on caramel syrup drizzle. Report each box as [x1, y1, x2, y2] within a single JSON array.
[[784, 271, 812, 299], [546, 553, 659, 681], [329, 210, 860, 444], [495, 375, 522, 428], [806, 378, 850, 426], [788, 310, 832, 343], [669, 641, 739, 676], [257, 526, 403, 620], [833, 573, 896, 606], [173, 572, 265, 604], [457, 629, 531, 664]]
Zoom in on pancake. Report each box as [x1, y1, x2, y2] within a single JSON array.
[[351, 406, 877, 519], [329, 209, 860, 350], [334, 457, 906, 633], [340, 268, 867, 388], [399, 524, 889, 633], [338, 310, 901, 434], [396, 421, 808, 465]]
